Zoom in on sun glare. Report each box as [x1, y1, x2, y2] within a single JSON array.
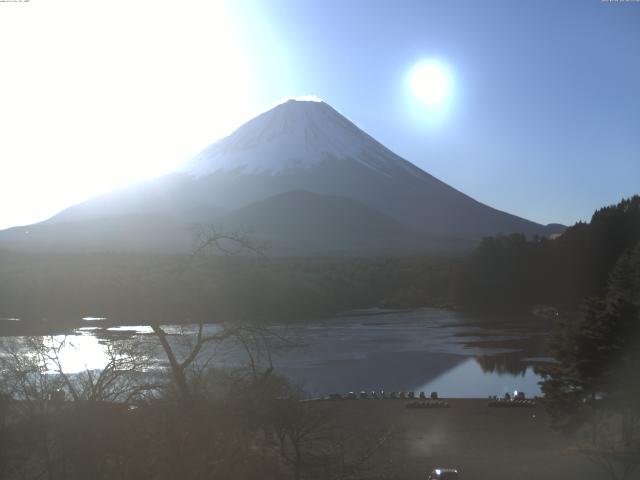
[[0, 0, 255, 229], [408, 61, 452, 107]]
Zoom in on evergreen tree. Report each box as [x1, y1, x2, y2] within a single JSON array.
[[538, 242, 640, 480]]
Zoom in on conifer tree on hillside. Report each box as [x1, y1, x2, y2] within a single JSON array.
[[456, 195, 640, 313], [538, 242, 640, 480]]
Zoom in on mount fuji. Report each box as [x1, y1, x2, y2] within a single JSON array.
[[0, 99, 563, 254]]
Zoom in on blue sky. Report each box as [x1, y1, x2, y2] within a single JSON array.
[[0, 0, 638, 228], [235, 0, 640, 226]]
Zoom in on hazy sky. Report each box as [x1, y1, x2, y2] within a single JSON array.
[[1, 0, 638, 229]]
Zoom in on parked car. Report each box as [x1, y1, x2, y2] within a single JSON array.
[[427, 468, 459, 480]]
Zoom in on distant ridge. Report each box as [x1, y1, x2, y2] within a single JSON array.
[[215, 190, 466, 255]]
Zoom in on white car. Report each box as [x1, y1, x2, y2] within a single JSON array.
[[428, 468, 459, 480]]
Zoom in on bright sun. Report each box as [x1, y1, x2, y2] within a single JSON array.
[[409, 61, 452, 107]]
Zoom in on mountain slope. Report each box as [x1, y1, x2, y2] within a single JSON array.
[[0, 99, 564, 254], [0, 190, 467, 255], [0, 214, 193, 253], [181, 99, 557, 238], [215, 190, 466, 255]]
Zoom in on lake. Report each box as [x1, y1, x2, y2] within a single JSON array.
[[1, 308, 552, 398]]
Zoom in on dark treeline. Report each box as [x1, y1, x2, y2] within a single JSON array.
[[455, 196, 640, 313], [0, 251, 458, 331]]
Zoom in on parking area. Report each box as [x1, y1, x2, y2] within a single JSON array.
[[332, 398, 601, 480]]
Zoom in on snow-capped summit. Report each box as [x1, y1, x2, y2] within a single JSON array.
[[175, 98, 558, 240], [183, 99, 421, 178]]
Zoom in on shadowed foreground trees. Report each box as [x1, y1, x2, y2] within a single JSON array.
[[0, 335, 159, 479], [0, 326, 393, 480], [538, 242, 640, 480], [270, 398, 393, 480]]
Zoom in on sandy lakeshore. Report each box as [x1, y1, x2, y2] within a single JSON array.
[[327, 398, 603, 480]]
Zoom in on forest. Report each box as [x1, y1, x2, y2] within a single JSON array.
[[0, 250, 457, 333], [455, 196, 640, 314]]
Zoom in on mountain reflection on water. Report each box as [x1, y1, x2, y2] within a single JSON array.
[[1, 308, 550, 398], [265, 308, 548, 397], [476, 353, 534, 376]]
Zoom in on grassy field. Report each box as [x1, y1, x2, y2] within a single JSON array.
[[329, 398, 600, 480]]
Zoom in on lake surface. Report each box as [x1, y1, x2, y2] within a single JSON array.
[[1, 308, 551, 398], [267, 309, 549, 397]]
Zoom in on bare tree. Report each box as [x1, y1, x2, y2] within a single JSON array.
[[151, 228, 274, 409], [0, 335, 162, 480], [270, 398, 393, 480], [190, 226, 266, 258], [151, 322, 261, 408]]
